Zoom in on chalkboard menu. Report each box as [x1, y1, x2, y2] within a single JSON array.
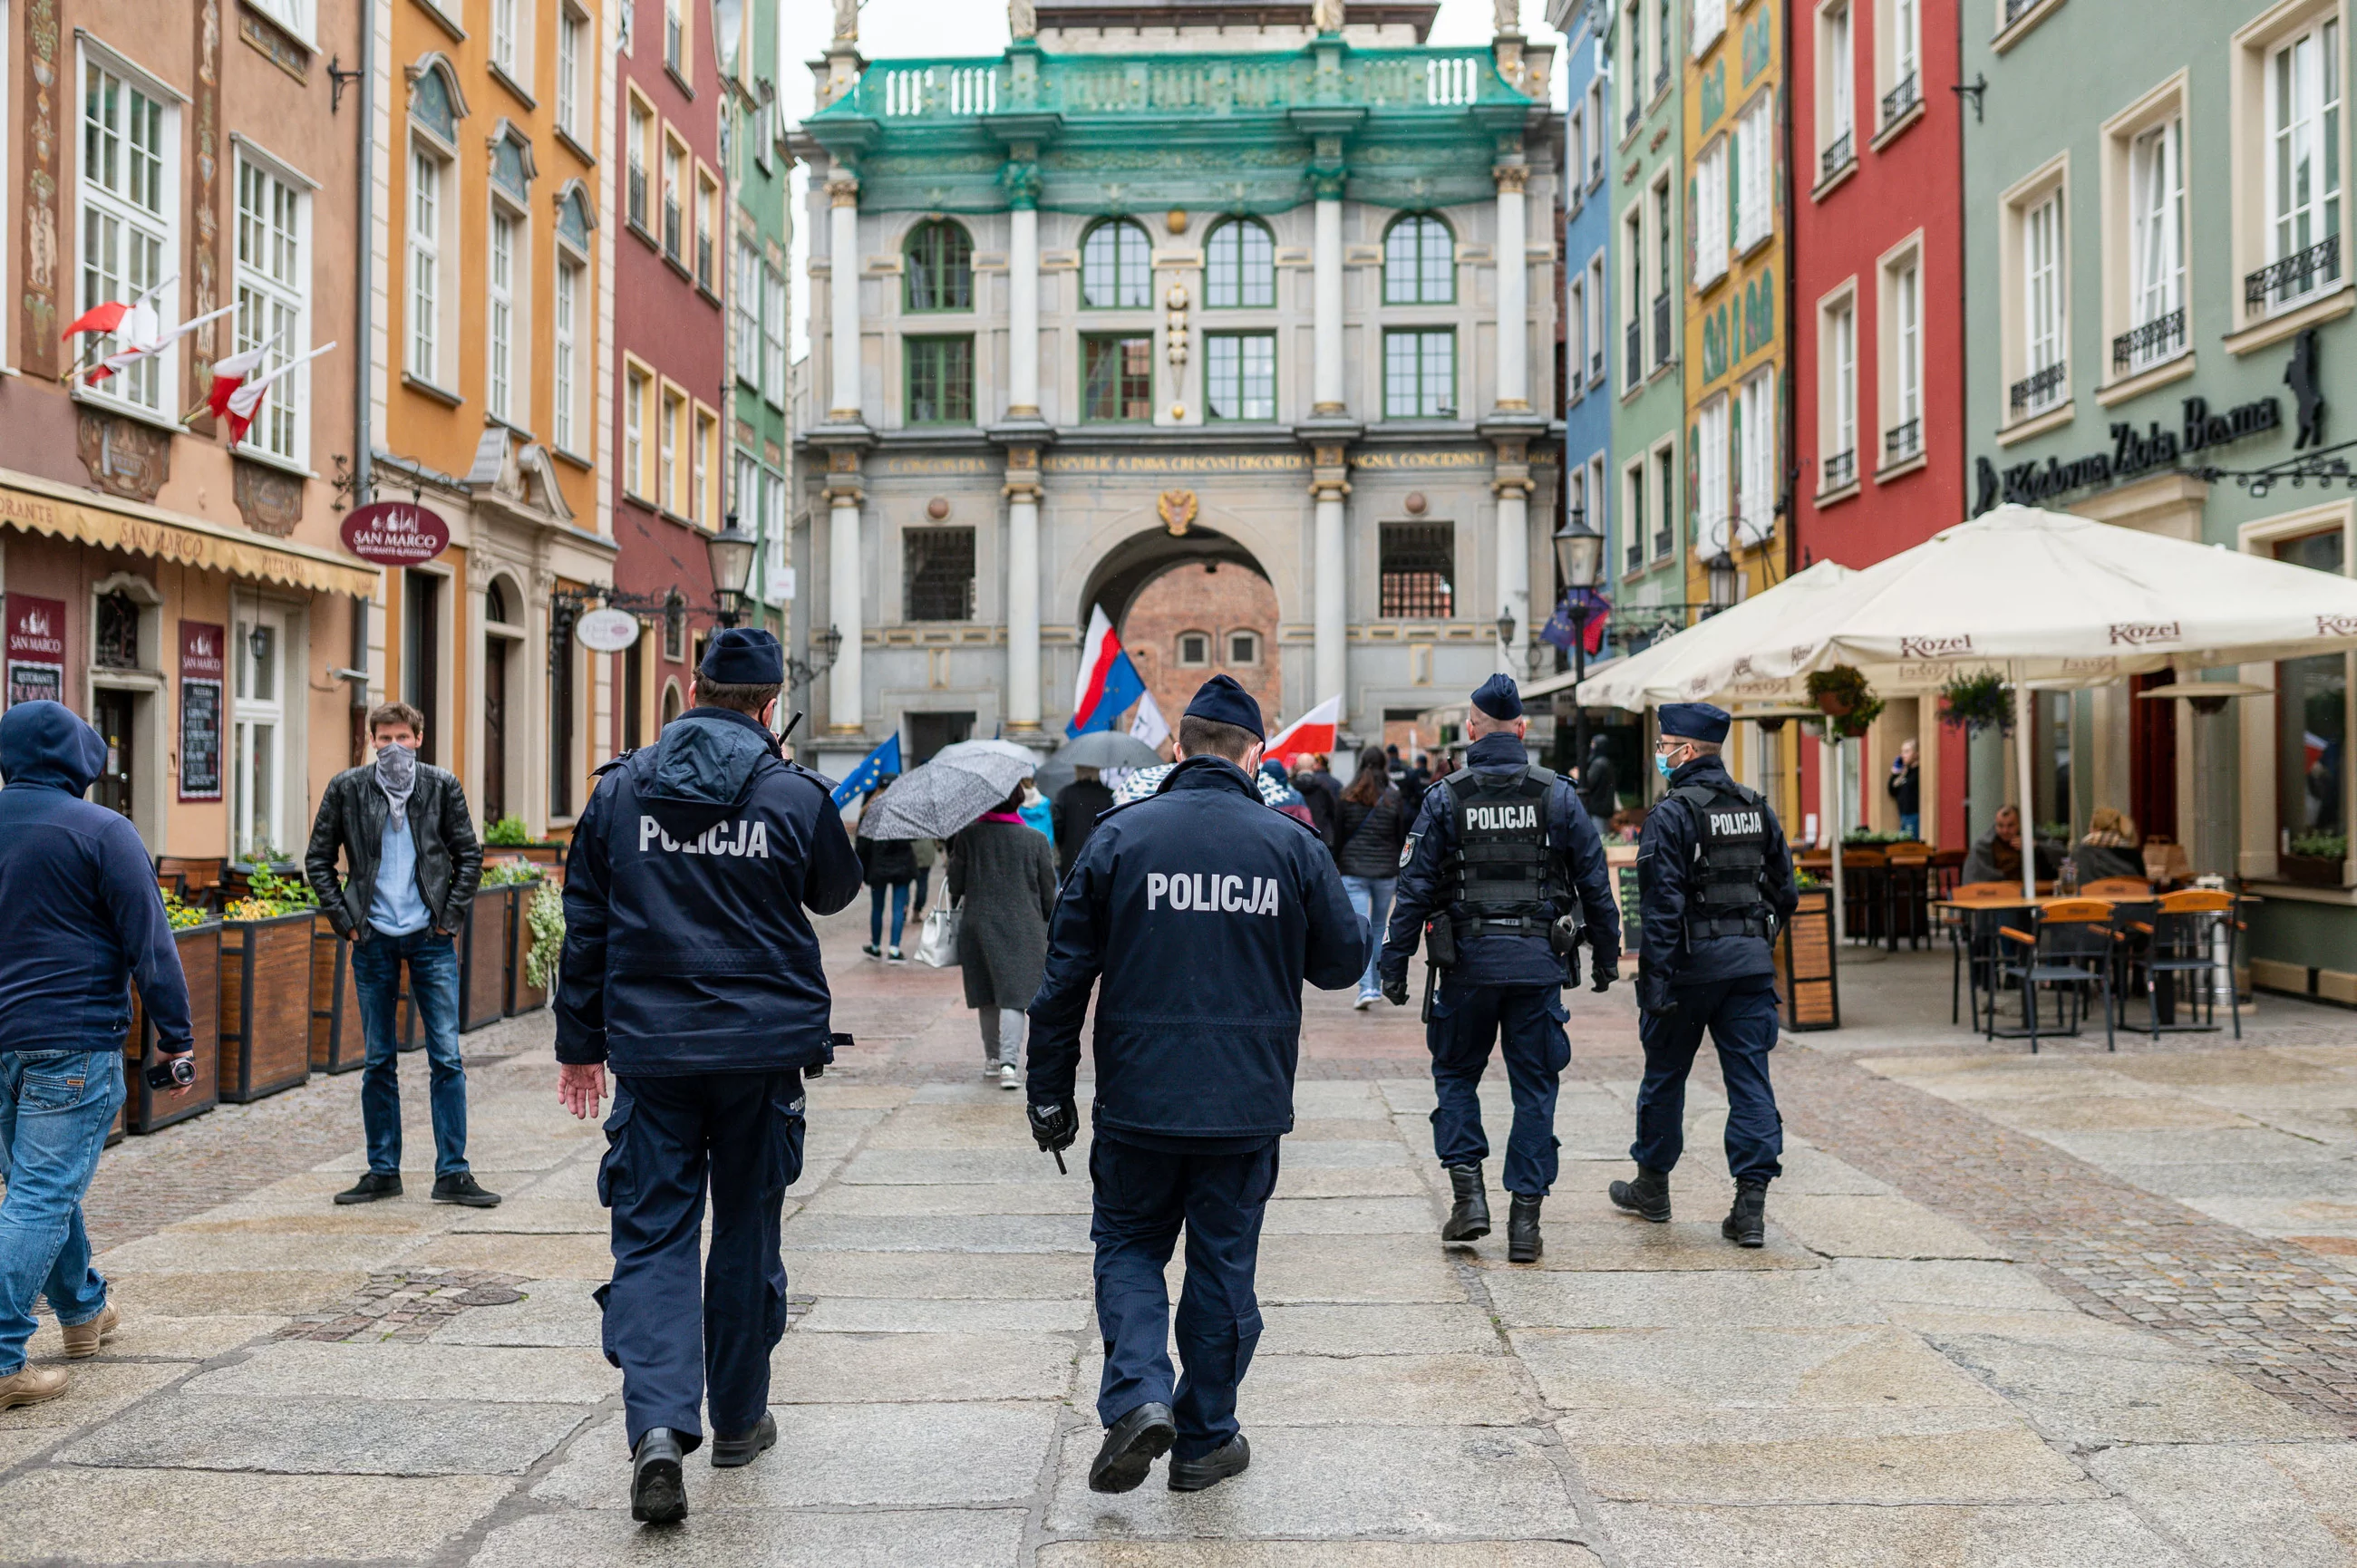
[[5, 593, 65, 708], [179, 621, 224, 802]]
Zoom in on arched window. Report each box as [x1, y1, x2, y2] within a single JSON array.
[[486, 579, 513, 624], [1383, 214, 1455, 305], [1204, 218, 1275, 308], [1081, 218, 1152, 308], [904, 219, 973, 312]]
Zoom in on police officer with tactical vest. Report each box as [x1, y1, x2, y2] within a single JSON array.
[[1606, 702, 1798, 1248], [1028, 675, 1368, 1495], [553, 629, 864, 1524], [1378, 674, 1622, 1263]]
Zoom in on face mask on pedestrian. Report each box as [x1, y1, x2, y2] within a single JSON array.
[[374, 736, 419, 810], [1654, 744, 1685, 780]]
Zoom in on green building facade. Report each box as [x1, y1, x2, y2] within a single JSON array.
[[726, 0, 796, 641]]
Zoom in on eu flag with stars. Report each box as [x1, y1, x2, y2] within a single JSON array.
[[830, 734, 902, 808]]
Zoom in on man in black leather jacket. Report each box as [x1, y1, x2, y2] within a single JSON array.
[[304, 701, 489, 1211]]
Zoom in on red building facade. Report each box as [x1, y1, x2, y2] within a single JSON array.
[[1790, 0, 1968, 846], [610, 0, 729, 748]]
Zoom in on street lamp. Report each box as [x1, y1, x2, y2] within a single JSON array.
[[1494, 606, 1517, 650], [705, 514, 759, 629], [1705, 549, 1738, 614], [1552, 508, 1605, 779]]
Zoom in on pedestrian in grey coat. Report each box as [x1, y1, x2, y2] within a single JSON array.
[[949, 784, 1061, 1089]]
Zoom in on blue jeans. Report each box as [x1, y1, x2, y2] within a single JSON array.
[[869, 882, 909, 948], [0, 1048, 124, 1375], [1342, 876, 1395, 999], [351, 928, 470, 1179], [1899, 813, 1922, 838]]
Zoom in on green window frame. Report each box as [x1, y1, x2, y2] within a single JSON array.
[[1382, 328, 1455, 419], [1082, 218, 1153, 308], [904, 219, 974, 313], [904, 335, 975, 425], [1205, 332, 1275, 421], [1082, 334, 1154, 421], [1383, 214, 1455, 305], [1205, 218, 1275, 308]]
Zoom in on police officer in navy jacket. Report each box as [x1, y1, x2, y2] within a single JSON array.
[[1379, 674, 1622, 1263], [1027, 674, 1368, 1496], [1607, 701, 1799, 1248], [553, 628, 863, 1523]]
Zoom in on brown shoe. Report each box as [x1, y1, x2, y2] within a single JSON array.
[[0, 1364, 68, 1409], [62, 1301, 118, 1359]]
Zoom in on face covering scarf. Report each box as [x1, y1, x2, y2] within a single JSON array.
[[375, 740, 419, 815]]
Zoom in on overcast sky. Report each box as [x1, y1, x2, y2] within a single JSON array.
[[782, 0, 1576, 357]]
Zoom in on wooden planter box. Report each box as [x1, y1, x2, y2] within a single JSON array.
[[124, 922, 222, 1133], [460, 885, 515, 1032], [2279, 853, 2344, 888], [1777, 886, 1841, 1031], [311, 916, 366, 1073], [508, 880, 549, 1014], [219, 910, 315, 1102]]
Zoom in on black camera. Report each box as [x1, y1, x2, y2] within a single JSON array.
[[144, 1054, 196, 1091]]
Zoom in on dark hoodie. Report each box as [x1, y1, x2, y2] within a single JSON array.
[[556, 706, 863, 1075], [0, 701, 192, 1054]]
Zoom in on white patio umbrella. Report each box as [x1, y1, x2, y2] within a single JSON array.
[[1574, 559, 1858, 711], [1590, 505, 2357, 900]]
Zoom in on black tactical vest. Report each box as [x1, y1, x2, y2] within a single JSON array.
[[1669, 779, 1775, 940], [1443, 766, 1563, 937]]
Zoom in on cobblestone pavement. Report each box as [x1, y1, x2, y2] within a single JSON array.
[[7, 914, 2357, 1564]]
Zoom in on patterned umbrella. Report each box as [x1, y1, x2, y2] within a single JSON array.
[[855, 741, 1038, 840]]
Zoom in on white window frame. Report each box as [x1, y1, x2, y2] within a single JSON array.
[[1696, 395, 1730, 554], [1735, 95, 1774, 252], [487, 206, 519, 422], [1586, 254, 1606, 387], [1695, 138, 1729, 288], [408, 147, 440, 382], [1878, 239, 1924, 469], [557, 6, 585, 140], [1735, 370, 1773, 543], [660, 387, 682, 513], [1884, 0, 1920, 118], [1622, 199, 1646, 389], [734, 235, 761, 382], [625, 364, 650, 498], [2130, 115, 2187, 356], [2265, 16, 2343, 313], [1567, 270, 1586, 393], [691, 407, 713, 525], [2023, 189, 2066, 404], [1693, 0, 1726, 55], [231, 603, 288, 859], [231, 149, 312, 468], [490, 0, 534, 92], [553, 254, 581, 452], [762, 263, 788, 407], [1819, 285, 1858, 491], [1623, 454, 1647, 573], [1819, 1, 1855, 166], [76, 42, 182, 420], [245, 0, 315, 48]]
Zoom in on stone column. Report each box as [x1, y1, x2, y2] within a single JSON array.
[[1005, 162, 1041, 418], [1311, 440, 1349, 702], [1494, 160, 1530, 413], [823, 452, 864, 734], [1313, 168, 1345, 416], [827, 170, 862, 420], [1004, 448, 1043, 733]]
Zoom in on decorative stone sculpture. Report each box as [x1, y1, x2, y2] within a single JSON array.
[[1010, 0, 1036, 40], [833, 0, 858, 44], [1311, 0, 1344, 34]]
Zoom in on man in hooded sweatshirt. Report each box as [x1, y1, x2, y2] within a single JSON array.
[[305, 700, 491, 1208], [0, 701, 194, 1410], [553, 628, 863, 1523]]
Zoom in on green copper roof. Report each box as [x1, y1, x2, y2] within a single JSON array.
[[808, 44, 1537, 216]]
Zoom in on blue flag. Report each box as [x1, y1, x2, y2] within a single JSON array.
[[830, 733, 902, 808]]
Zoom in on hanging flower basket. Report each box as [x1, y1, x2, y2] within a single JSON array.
[[1938, 670, 2013, 737], [1805, 666, 1884, 739]]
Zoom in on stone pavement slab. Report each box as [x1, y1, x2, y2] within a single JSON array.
[[1235, 1353, 1534, 1425], [471, 1505, 1032, 1568], [60, 1392, 592, 1475], [1476, 1220, 1819, 1271], [794, 1296, 1096, 1334], [1769, 1194, 2014, 1261], [1252, 1235, 1466, 1302], [1485, 1268, 1888, 1330], [1040, 1545, 1605, 1567], [2084, 1442, 2357, 1568], [1596, 1501, 2192, 1567], [1931, 1333, 2344, 1444], [770, 1329, 1077, 1402], [185, 1340, 617, 1403], [1513, 1326, 2007, 1411], [430, 1279, 605, 1346], [790, 1249, 1095, 1299], [0, 1467, 511, 1562], [782, 1212, 1094, 1252], [1256, 1302, 1502, 1357]]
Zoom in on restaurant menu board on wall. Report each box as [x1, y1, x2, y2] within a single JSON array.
[[5, 593, 65, 708], [178, 621, 225, 802]]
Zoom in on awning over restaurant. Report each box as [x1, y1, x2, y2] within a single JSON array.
[[0, 466, 379, 600]]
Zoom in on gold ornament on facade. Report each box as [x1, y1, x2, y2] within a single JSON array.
[[1158, 490, 1198, 535], [1492, 162, 1529, 194], [1165, 208, 1188, 235]]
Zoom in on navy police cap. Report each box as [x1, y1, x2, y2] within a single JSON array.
[[699, 627, 785, 685], [1659, 702, 1731, 744], [1469, 673, 1522, 721], [1183, 673, 1264, 740]]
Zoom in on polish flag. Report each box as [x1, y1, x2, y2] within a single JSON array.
[[204, 334, 281, 421], [1266, 694, 1342, 764], [1069, 605, 1148, 737], [86, 301, 236, 386], [225, 341, 336, 444], [61, 272, 179, 341]]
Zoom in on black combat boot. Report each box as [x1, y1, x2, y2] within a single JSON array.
[[1507, 1194, 1545, 1263], [630, 1428, 688, 1523], [1607, 1166, 1673, 1224], [1722, 1180, 1768, 1248], [1440, 1164, 1491, 1243]]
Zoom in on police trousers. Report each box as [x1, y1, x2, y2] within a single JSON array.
[[1427, 983, 1572, 1197], [1633, 975, 1784, 1186], [1091, 1133, 1279, 1461], [595, 1069, 804, 1452]]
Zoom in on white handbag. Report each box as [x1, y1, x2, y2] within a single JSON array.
[[916, 903, 962, 968]]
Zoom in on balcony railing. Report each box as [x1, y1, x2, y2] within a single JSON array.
[[1589, 155, 1603, 187], [2010, 360, 2066, 419], [697, 235, 713, 291], [2245, 236, 2342, 317], [1652, 293, 1673, 368], [1823, 448, 1857, 489], [663, 198, 681, 260], [1819, 131, 1854, 185], [1652, 526, 1673, 560], [2112, 307, 2186, 374], [1625, 320, 1643, 387], [1880, 71, 1919, 129], [627, 161, 646, 228], [1589, 350, 1605, 387], [1883, 419, 1922, 466], [1625, 99, 1641, 135], [2003, 0, 2039, 22]]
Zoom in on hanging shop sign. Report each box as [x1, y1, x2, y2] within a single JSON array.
[[178, 621, 225, 802], [339, 500, 451, 566], [574, 607, 642, 653], [5, 593, 66, 708]]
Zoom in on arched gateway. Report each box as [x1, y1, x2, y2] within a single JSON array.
[[792, 0, 1562, 783]]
